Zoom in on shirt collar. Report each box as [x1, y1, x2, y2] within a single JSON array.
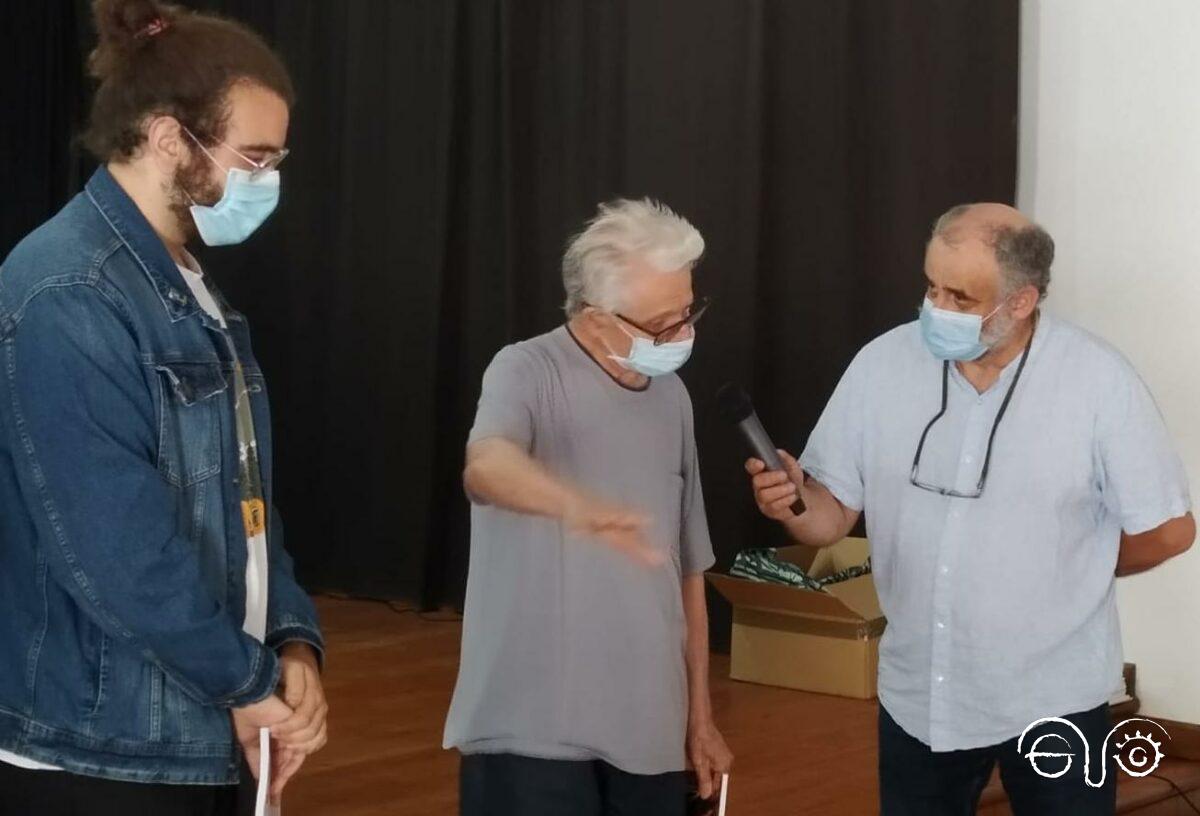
[[84, 166, 200, 323], [950, 310, 1054, 396]]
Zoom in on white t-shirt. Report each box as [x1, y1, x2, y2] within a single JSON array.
[[177, 257, 268, 641], [178, 256, 227, 328], [0, 751, 60, 771], [0, 254, 267, 773]]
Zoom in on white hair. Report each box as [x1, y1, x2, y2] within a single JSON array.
[[562, 197, 705, 316]]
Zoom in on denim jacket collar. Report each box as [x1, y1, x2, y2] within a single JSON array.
[[84, 166, 203, 324]]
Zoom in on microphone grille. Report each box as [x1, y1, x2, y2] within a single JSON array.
[[715, 382, 754, 424]]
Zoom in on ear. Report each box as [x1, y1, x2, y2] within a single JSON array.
[[1010, 285, 1041, 320], [578, 305, 606, 329], [143, 115, 189, 175]]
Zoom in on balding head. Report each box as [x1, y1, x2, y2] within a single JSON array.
[[931, 202, 1055, 298]]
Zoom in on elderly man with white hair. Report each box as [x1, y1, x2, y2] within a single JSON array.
[[443, 198, 733, 816]]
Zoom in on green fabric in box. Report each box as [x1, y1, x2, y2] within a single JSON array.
[[729, 547, 871, 592]]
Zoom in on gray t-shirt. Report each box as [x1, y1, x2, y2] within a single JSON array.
[[442, 326, 716, 774]]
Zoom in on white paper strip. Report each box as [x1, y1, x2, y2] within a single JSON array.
[[256, 727, 280, 816]]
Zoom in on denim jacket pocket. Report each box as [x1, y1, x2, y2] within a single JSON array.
[[153, 362, 227, 487]]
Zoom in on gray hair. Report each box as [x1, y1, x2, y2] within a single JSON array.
[[931, 205, 1056, 299], [562, 198, 705, 316]]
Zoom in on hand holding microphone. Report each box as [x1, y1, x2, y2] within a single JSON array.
[[745, 449, 807, 521], [716, 383, 806, 519]]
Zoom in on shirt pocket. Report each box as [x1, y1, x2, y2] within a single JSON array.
[[152, 362, 227, 487]]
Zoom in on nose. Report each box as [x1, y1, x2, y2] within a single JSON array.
[[658, 323, 694, 345], [928, 290, 955, 311]]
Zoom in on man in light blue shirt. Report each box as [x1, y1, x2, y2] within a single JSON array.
[[747, 203, 1194, 815]]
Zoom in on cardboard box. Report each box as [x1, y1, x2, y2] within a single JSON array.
[[707, 538, 885, 699]]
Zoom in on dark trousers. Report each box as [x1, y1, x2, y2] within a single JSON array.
[[460, 753, 688, 816], [0, 760, 255, 816], [879, 704, 1117, 816]]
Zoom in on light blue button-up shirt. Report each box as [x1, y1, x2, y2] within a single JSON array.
[[801, 312, 1191, 751]]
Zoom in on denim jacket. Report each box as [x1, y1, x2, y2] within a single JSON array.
[[0, 167, 323, 784]]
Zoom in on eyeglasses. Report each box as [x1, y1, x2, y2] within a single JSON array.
[[226, 143, 289, 180], [909, 323, 1034, 499], [182, 126, 290, 181], [613, 296, 712, 346]]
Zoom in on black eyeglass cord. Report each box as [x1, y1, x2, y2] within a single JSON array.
[[910, 316, 1037, 498]]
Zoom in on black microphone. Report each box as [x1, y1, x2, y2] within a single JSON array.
[[716, 382, 806, 516]]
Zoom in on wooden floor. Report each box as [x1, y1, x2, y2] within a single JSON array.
[[284, 597, 1200, 815], [285, 596, 882, 815]]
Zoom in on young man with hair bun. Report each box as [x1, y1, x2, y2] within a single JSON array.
[[0, 1, 326, 813]]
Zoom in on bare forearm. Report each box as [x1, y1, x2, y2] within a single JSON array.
[[463, 438, 578, 520], [464, 438, 656, 563], [1116, 513, 1195, 576], [682, 573, 735, 793], [683, 574, 714, 726], [781, 477, 860, 548]]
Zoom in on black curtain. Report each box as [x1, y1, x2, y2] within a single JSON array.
[[3, 1, 1018, 649], [1, 2, 91, 243]]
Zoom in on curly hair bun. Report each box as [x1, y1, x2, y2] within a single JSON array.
[[89, 0, 174, 79]]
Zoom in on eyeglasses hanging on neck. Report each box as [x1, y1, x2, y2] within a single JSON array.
[[909, 322, 1036, 499]]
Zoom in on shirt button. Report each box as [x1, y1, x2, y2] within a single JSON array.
[[937, 675, 945, 683], [964, 455, 974, 464], [940, 566, 949, 575], [937, 621, 946, 629]]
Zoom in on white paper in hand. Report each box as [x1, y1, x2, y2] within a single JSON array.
[[255, 727, 280, 816]]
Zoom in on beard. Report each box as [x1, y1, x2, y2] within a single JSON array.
[[165, 149, 224, 242], [981, 305, 1019, 349]]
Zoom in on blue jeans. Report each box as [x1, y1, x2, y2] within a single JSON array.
[[878, 704, 1116, 815]]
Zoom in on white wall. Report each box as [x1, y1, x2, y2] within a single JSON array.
[[1019, 0, 1200, 723]]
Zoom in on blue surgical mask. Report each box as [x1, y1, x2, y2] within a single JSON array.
[[611, 325, 694, 377], [182, 127, 283, 246], [189, 167, 280, 247], [919, 297, 1003, 362]]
